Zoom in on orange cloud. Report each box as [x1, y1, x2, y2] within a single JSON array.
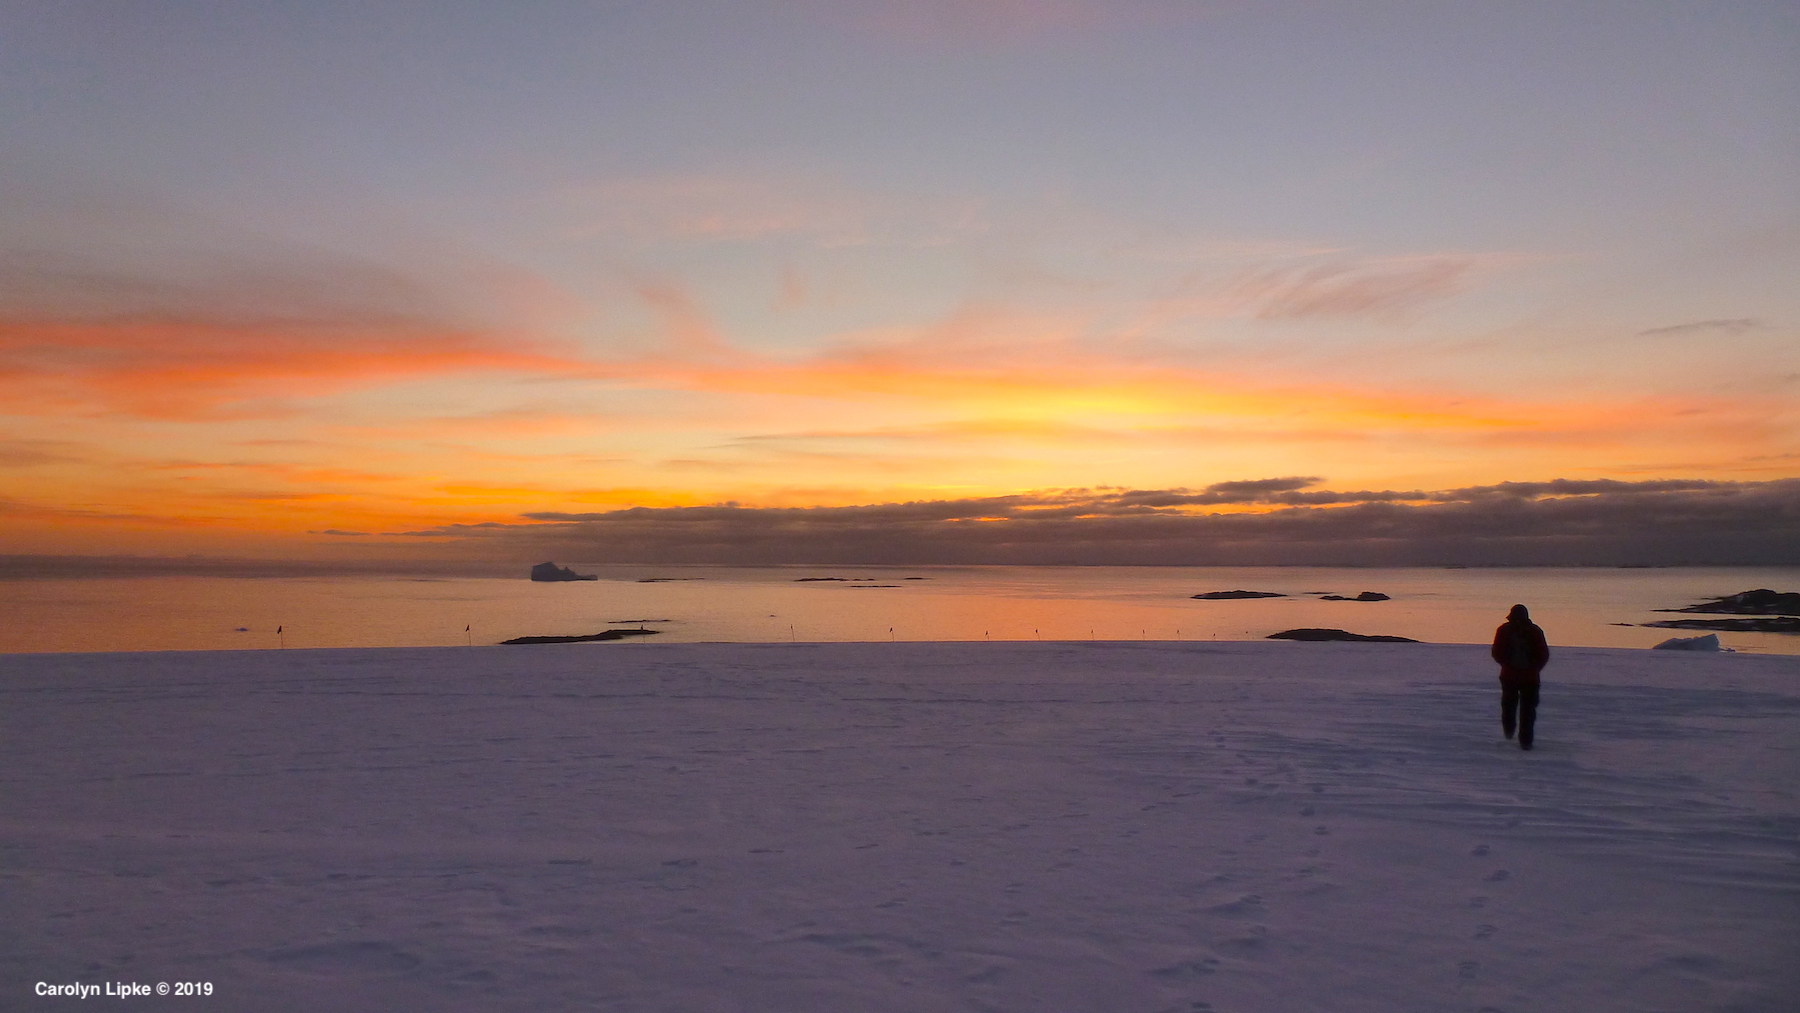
[[633, 283, 745, 359], [650, 352, 1538, 432], [6, 253, 1790, 560], [738, 418, 1137, 445], [0, 317, 600, 420], [583, 286, 1783, 464], [146, 460, 410, 485], [330, 408, 635, 441]]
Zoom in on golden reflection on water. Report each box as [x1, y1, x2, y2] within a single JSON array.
[[1, 565, 1797, 655]]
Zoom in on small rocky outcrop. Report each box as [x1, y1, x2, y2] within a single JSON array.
[[1662, 589, 1800, 615], [1267, 628, 1418, 643], [1192, 590, 1286, 599], [1319, 591, 1391, 602], [530, 561, 597, 582], [1643, 617, 1800, 634], [501, 629, 659, 644]]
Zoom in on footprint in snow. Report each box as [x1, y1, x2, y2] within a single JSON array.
[[455, 969, 496, 983], [1483, 869, 1510, 882], [1471, 844, 1490, 856], [1300, 806, 1315, 817], [265, 941, 421, 974], [964, 965, 1006, 984], [1202, 894, 1263, 916], [1150, 957, 1220, 980], [1457, 960, 1480, 980], [1474, 924, 1496, 939]]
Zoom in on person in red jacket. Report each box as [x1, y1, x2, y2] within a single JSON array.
[[1490, 604, 1550, 750]]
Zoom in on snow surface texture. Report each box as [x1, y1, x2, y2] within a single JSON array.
[[2, 641, 1796, 1013]]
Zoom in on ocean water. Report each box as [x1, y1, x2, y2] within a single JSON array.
[[1, 564, 1796, 655]]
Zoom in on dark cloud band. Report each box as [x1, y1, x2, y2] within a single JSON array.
[[388, 477, 1800, 566]]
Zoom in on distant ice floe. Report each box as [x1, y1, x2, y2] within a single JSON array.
[[1652, 632, 1725, 651]]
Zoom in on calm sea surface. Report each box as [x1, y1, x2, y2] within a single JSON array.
[[2, 564, 1797, 656]]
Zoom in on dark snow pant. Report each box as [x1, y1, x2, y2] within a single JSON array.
[[1501, 683, 1539, 748]]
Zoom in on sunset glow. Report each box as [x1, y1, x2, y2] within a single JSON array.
[[2, 2, 1795, 563]]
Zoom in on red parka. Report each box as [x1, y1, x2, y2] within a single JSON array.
[[1491, 620, 1550, 687]]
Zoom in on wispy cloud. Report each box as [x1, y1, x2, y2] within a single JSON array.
[[5, 190, 1789, 554], [0, 436, 91, 467], [0, 316, 596, 420], [145, 460, 407, 485], [809, 0, 1197, 46], [0, 192, 604, 421], [628, 334, 1633, 438], [339, 409, 628, 440], [1226, 256, 1474, 320], [735, 419, 1137, 446], [562, 174, 986, 247], [1638, 318, 1763, 337], [0, 241, 604, 421]]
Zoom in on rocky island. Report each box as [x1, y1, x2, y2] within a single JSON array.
[[501, 629, 660, 645], [530, 561, 597, 582], [1643, 617, 1800, 635], [1268, 628, 1418, 643], [1659, 589, 1800, 615], [1642, 588, 1800, 635], [1192, 590, 1286, 599], [1319, 591, 1391, 601]]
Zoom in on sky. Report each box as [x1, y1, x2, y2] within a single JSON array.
[[2, 0, 1797, 565]]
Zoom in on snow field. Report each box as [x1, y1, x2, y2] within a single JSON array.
[[1, 641, 1795, 1012]]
